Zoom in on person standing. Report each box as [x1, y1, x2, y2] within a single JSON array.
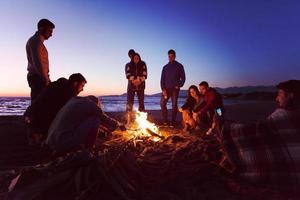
[[26, 19, 55, 101], [160, 49, 186, 126], [125, 53, 147, 113]]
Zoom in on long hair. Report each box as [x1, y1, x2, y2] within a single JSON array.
[[188, 85, 200, 99]]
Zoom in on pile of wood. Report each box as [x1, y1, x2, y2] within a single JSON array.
[[4, 128, 239, 200]]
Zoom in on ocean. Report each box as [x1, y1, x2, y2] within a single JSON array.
[[0, 96, 250, 116]]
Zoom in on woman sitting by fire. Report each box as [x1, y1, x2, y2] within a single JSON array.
[[179, 85, 209, 132]]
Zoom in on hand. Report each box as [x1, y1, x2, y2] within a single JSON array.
[[179, 108, 183, 112], [132, 79, 141, 87], [192, 112, 198, 121], [175, 86, 179, 90], [162, 90, 167, 96]]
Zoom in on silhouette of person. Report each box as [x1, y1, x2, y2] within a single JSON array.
[[26, 19, 55, 102]]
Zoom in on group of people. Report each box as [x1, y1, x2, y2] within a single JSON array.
[[125, 48, 223, 133], [125, 48, 186, 126], [25, 19, 126, 155], [24, 18, 300, 197]]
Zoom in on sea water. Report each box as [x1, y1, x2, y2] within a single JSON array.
[[0, 96, 249, 116]]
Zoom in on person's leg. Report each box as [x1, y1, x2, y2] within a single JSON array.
[[126, 89, 135, 112], [182, 110, 189, 126], [56, 117, 101, 153], [171, 88, 179, 124], [137, 90, 145, 112], [160, 90, 170, 124], [27, 73, 46, 102]]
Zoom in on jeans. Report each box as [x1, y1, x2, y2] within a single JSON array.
[[160, 88, 179, 122], [126, 89, 145, 112], [27, 73, 46, 102]]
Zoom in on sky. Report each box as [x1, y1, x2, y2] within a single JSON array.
[[0, 0, 299, 96]]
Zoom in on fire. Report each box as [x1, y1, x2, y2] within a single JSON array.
[[126, 111, 163, 142]]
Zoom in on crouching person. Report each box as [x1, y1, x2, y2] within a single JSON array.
[[24, 73, 87, 145], [220, 80, 300, 198], [46, 96, 126, 154], [179, 85, 208, 132]]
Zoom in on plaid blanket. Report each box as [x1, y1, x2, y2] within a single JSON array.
[[222, 108, 300, 196]]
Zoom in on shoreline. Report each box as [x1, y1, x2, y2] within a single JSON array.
[[0, 101, 276, 123]]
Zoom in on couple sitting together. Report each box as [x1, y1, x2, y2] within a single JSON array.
[[179, 81, 224, 134]]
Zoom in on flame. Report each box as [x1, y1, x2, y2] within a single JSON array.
[[126, 111, 163, 142]]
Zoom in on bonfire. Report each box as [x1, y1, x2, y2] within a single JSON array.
[[124, 111, 165, 142]]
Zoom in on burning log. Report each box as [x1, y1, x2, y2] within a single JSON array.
[[146, 128, 165, 139]]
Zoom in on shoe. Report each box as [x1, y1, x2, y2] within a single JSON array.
[[163, 121, 169, 126]]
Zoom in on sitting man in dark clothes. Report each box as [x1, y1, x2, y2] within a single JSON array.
[[192, 81, 224, 131], [220, 80, 300, 198], [46, 96, 126, 154], [24, 73, 87, 144]]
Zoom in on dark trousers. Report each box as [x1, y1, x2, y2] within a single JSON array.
[[27, 73, 46, 102], [160, 88, 179, 122], [126, 89, 145, 112]]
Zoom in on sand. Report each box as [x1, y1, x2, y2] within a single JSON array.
[[0, 101, 277, 197]]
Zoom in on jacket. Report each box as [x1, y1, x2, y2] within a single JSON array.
[[160, 60, 185, 90], [125, 60, 147, 90]]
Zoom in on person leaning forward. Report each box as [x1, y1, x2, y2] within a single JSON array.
[[46, 96, 126, 154], [26, 19, 55, 102], [24, 73, 86, 145]]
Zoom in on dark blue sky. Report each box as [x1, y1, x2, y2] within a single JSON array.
[[0, 0, 299, 95]]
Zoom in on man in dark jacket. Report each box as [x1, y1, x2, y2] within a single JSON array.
[[125, 52, 147, 112], [193, 81, 224, 128], [24, 73, 87, 144], [160, 49, 185, 126]]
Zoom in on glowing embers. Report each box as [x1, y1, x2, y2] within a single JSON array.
[[126, 111, 164, 142]]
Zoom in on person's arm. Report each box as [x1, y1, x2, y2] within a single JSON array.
[[198, 92, 216, 117], [125, 63, 134, 81], [141, 62, 147, 81], [178, 64, 186, 88], [160, 67, 166, 91], [31, 41, 50, 84], [98, 110, 119, 130], [181, 97, 194, 110]]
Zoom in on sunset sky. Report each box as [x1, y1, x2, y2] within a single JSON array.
[[0, 0, 299, 96]]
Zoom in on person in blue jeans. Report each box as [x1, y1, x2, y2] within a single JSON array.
[[160, 49, 186, 126]]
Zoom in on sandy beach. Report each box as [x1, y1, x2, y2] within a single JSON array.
[[0, 101, 276, 169], [0, 101, 278, 199]]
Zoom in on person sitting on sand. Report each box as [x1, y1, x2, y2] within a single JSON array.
[[192, 81, 224, 130], [179, 85, 208, 132], [220, 80, 300, 198], [24, 73, 87, 145], [46, 96, 126, 154]]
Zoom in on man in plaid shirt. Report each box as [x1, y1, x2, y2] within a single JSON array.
[[221, 80, 300, 198]]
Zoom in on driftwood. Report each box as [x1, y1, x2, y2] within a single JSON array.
[[1, 128, 285, 200]]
